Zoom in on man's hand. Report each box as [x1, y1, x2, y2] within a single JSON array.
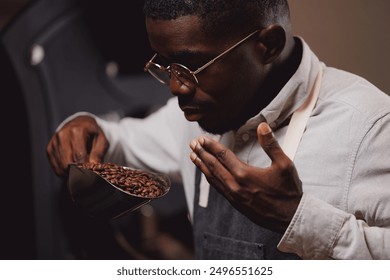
[[46, 115, 109, 177], [189, 122, 302, 233]]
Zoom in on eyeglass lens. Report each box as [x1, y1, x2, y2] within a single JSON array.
[[148, 62, 197, 87], [147, 63, 171, 84], [170, 64, 198, 86]]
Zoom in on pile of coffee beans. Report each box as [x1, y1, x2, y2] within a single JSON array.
[[76, 162, 165, 198]]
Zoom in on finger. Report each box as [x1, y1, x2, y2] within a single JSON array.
[[190, 138, 225, 178], [196, 136, 243, 173], [46, 135, 64, 176], [68, 128, 89, 164], [189, 138, 237, 191], [189, 149, 219, 188], [89, 132, 109, 163], [47, 131, 75, 176], [257, 122, 287, 163]]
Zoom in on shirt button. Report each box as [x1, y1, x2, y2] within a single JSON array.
[[241, 133, 250, 142]]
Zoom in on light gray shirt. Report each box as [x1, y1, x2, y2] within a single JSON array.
[[74, 37, 390, 259]]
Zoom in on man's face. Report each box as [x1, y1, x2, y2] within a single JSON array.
[[146, 15, 267, 134]]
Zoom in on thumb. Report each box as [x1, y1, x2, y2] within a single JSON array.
[[89, 132, 109, 163], [257, 122, 285, 163]]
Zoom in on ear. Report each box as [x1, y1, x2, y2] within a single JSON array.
[[257, 24, 286, 64]]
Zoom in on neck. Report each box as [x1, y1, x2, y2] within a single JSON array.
[[243, 36, 302, 123], [270, 36, 301, 91]]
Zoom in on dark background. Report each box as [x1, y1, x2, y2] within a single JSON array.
[[0, 0, 193, 260]]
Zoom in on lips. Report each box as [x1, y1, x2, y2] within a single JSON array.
[[178, 102, 210, 121], [180, 104, 203, 112], [178, 96, 212, 121], [179, 105, 202, 120]]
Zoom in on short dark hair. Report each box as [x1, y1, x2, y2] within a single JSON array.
[[143, 0, 290, 37]]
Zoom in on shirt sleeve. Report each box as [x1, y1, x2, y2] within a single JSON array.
[[95, 97, 187, 180], [278, 112, 390, 259]]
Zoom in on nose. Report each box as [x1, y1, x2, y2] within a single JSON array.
[[169, 76, 195, 96]]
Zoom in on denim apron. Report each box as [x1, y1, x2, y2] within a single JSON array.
[[192, 66, 323, 260]]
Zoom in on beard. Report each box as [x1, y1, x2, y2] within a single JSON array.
[[196, 114, 248, 135]]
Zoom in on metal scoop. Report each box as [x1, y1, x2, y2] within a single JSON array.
[[67, 164, 170, 220]]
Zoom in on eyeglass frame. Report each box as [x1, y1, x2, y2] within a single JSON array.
[[144, 29, 261, 86]]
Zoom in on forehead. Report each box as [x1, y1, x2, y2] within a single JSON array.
[[145, 15, 215, 56]]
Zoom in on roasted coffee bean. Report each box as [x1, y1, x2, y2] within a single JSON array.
[[76, 162, 164, 198]]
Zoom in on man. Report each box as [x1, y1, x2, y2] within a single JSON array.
[[47, 0, 390, 259]]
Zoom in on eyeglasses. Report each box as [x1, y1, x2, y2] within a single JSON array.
[[144, 29, 260, 87]]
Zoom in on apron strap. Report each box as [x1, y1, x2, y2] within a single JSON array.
[[281, 66, 323, 160]]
